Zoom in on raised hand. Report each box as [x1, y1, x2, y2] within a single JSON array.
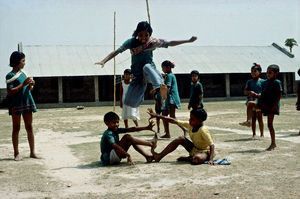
[[94, 61, 105, 68], [189, 36, 197, 42], [23, 77, 32, 86], [147, 108, 156, 120], [147, 120, 155, 132]]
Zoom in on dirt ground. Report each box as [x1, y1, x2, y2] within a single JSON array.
[[0, 98, 299, 199]]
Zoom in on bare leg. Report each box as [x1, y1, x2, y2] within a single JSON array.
[[257, 111, 264, 137], [133, 120, 138, 127], [239, 102, 255, 127], [151, 136, 194, 162], [251, 111, 257, 138], [156, 117, 160, 133], [124, 119, 128, 128], [266, 114, 276, 151], [23, 113, 39, 158], [118, 134, 157, 162], [161, 110, 170, 138], [11, 112, 21, 161]]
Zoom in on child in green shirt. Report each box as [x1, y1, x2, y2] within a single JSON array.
[[100, 111, 157, 166]]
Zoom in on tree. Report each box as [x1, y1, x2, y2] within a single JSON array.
[[285, 38, 298, 53]]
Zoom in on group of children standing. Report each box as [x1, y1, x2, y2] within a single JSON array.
[[239, 63, 283, 151], [5, 21, 299, 167]]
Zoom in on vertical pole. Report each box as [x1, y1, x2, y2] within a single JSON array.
[[146, 0, 151, 25], [58, 77, 63, 103], [283, 73, 288, 97], [225, 74, 230, 98], [18, 42, 23, 52], [94, 76, 99, 102], [113, 11, 116, 111]]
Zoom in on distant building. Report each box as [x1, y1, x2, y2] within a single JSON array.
[[0, 42, 299, 107]]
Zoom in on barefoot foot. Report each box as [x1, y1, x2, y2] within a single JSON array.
[[146, 155, 154, 163], [266, 144, 276, 151], [30, 153, 42, 159], [160, 133, 170, 139], [239, 121, 251, 127], [14, 154, 22, 161]]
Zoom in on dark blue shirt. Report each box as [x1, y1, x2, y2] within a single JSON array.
[[189, 82, 204, 109], [100, 128, 127, 165]]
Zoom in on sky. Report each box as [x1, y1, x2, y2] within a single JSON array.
[[0, 0, 300, 86]]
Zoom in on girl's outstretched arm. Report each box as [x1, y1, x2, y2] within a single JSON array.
[[168, 36, 197, 47], [95, 50, 120, 67]]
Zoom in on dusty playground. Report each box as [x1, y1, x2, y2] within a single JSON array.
[[0, 98, 299, 199]]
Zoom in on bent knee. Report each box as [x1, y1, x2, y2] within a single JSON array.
[[123, 134, 133, 141], [25, 124, 33, 132], [267, 123, 273, 129]]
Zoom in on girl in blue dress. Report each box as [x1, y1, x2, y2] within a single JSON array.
[[95, 21, 197, 108], [160, 60, 182, 138], [5, 51, 39, 161]]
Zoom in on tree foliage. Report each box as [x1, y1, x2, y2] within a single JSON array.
[[285, 38, 298, 53]]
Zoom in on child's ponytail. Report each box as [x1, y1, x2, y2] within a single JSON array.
[[161, 60, 175, 68]]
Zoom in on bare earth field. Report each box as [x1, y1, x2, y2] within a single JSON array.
[[0, 98, 299, 199]]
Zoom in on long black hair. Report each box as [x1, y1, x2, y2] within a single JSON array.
[[132, 21, 153, 38], [9, 51, 25, 67]]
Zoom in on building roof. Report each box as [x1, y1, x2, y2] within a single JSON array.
[[1, 43, 299, 88], [22, 43, 299, 77]]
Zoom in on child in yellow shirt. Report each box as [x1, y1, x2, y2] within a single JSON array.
[[148, 108, 216, 165]]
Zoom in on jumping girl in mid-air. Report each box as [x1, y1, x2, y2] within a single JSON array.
[[95, 21, 197, 108]]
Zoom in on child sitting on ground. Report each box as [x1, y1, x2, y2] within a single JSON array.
[[247, 64, 282, 150], [147, 108, 216, 165], [239, 63, 265, 138], [100, 111, 157, 166], [188, 70, 204, 110]]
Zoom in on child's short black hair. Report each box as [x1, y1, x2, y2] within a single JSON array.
[[267, 64, 280, 73], [124, 69, 132, 74], [161, 60, 175, 68], [251, 63, 262, 72], [191, 108, 207, 122], [191, 70, 200, 76], [9, 51, 25, 67], [104, 112, 119, 123], [297, 68, 300, 76], [132, 21, 153, 38]]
